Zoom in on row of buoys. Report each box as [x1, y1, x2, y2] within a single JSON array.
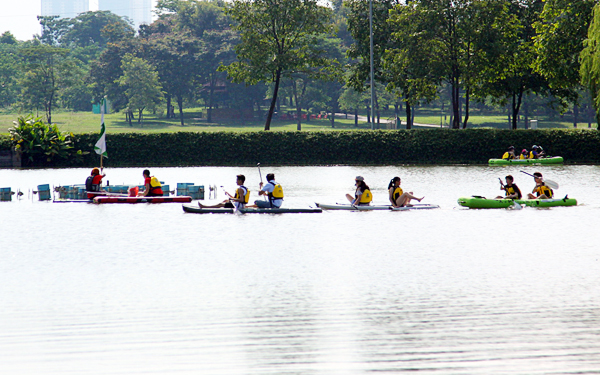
[[1, 183, 207, 201]]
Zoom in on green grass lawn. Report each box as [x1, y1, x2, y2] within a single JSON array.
[[1, 106, 596, 135]]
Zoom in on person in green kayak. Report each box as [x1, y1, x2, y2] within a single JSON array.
[[496, 175, 522, 199], [527, 172, 553, 199], [346, 176, 372, 206], [199, 174, 249, 209], [388, 177, 423, 207], [502, 146, 516, 160]]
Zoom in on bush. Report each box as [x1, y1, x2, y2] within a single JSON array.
[[7, 116, 89, 166], [1, 128, 599, 167]]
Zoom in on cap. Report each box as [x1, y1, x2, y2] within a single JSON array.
[[508, 146, 514, 150], [522, 149, 527, 153], [355, 176, 364, 181], [532, 145, 538, 149]]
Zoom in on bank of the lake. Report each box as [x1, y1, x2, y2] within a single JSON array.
[[2, 128, 600, 168]]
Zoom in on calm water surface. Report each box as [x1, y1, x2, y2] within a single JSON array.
[[0, 165, 599, 374]]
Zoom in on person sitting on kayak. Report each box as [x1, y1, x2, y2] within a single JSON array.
[[496, 175, 522, 199], [346, 176, 372, 206], [520, 149, 529, 159], [388, 176, 423, 207], [85, 167, 105, 192], [502, 146, 516, 160], [138, 169, 164, 197], [249, 173, 283, 209], [527, 172, 553, 199], [537, 145, 546, 157], [529, 145, 541, 159], [199, 174, 249, 209]]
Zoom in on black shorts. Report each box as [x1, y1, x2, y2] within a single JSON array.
[[224, 202, 235, 208]]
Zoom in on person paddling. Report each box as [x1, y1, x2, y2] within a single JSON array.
[[85, 167, 105, 192], [138, 169, 164, 197], [199, 174, 249, 209], [496, 175, 522, 199], [388, 177, 423, 207], [248, 173, 283, 208], [502, 146, 516, 160], [346, 176, 372, 206], [527, 171, 553, 199]]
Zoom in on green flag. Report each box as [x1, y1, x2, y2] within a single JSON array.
[[94, 98, 108, 157]]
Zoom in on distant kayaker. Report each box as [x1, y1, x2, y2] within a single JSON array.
[[85, 167, 105, 192], [249, 173, 283, 208], [138, 169, 164, 197], [388, 177, 423, 207], [346, 176, 372, 206], [502, 146, 516, 160], [496, 175, 522, 199], [199, 174, 249, 209], [520, 149, 529, 159], [529, 145, 542, 159], [527, 172, 553, 199]]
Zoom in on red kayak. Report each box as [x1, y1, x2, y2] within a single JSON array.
[[93, 196, 192, 204]]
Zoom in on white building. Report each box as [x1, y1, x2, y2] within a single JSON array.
[[98, 0, 152, 30], [41, 0, 89, 17]]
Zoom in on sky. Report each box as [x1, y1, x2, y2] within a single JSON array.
[[0, 0, 157, 41]]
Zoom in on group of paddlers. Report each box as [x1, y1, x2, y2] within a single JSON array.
[[86, 168, 164, 197], [502, 145, 546, 160], [496, 172, 554, 200]]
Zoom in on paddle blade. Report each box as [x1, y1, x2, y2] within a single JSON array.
[[544, 179, 559, 190]]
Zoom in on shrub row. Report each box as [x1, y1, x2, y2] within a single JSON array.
[[1, 129, 599, 167]]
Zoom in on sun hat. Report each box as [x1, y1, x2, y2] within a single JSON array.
[[355, 176, 364, 181]]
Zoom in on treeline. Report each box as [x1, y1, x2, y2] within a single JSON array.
[[1, 0, 600, 130]]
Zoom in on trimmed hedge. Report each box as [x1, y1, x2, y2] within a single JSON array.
[[1, 129, 600, 167]]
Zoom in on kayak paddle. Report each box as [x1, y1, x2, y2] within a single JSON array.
[[519, 170, 559, 190]]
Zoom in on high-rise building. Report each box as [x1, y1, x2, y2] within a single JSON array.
[[41, 0, 89, 18], [98, 0, 152, 30]]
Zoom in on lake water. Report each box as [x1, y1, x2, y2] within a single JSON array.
[[1, 165, 599, 374]]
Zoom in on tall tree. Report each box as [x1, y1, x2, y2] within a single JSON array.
[[117, 54, 164, 125], [580, 4, 600, 127], [19, 45, 69, 123], [535, 0, 595, 107], [221, 0, 334, 130]]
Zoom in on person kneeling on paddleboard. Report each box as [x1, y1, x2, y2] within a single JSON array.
[[250, 173, 283, 209], [139, 169, 164, 197], [346, 176, 372, 206], [496, 175, 522, 199], [388, 177, 423, 207], [527, 172, 553, 199], [199, 175, 249, 209]]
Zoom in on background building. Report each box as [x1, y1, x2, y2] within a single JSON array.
[[98, 0, 152, 30], [41, 0, 89, 17]]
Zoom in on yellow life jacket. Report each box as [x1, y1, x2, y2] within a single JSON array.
[[149, 176, 161, 188], [520, 154, 527, 159], [502, 152, 514, 160], [234, 185, 250, 203], [267, 181, 284, 200], [392, 187, 403, 202], [529, 151, 536, 159], [534, 184, 553, 198], [358, 188, 372, 204]]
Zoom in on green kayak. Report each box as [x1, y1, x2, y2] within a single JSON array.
[[488, 156, 563, 165], [457, 196, 577, 208]]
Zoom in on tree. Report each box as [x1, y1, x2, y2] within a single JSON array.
[[117, 54, 164, 125], [221, 0, 334, 130], [0, 31, 18, 45], [535, 0, 595, 107], [0, 42, 21, 108], [19, 45, 69, 123], [62, 11, 134, 49], [580, 4, 600, 127]]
